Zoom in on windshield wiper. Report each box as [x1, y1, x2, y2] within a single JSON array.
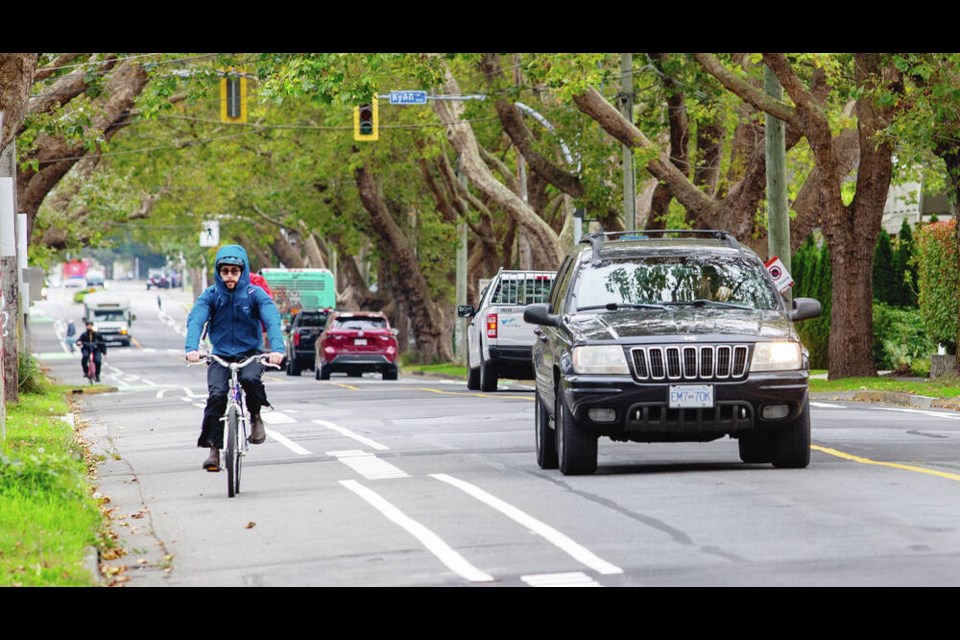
[[576, 302, 668, 312], [665, 299, 753, 310]]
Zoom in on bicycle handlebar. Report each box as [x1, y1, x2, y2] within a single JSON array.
[[187, 352, 281, 370]]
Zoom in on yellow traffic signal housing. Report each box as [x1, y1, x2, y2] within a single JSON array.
[[220, 71, 247, 124], [354, 102, 379, 141]]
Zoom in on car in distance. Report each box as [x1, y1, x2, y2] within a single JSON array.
[[524, 230, 821, 475], [146, 274, 170, 290], [315, 311, 399, 381], [284, 309, 332, 376]]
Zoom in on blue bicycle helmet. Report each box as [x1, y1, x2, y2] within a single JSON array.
[[216, 255, 244, 270]]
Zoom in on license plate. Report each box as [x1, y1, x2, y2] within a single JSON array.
[[354, 338, 367, 346], [669, 385, 714, 408]]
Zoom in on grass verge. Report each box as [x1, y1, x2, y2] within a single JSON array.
[[0, 375, 110, 586], [401, 361, 467, 378], [809, 372, 960, 399]]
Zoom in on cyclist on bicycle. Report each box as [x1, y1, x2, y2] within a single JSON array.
[[76, 320, 106, 382], [185, 244, 285, 472]]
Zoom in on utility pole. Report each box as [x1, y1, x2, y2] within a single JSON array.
[[0, 118, 19, 404], [620, 53, 637, 231], [16, 213, 28, 354], [0, 111, 5, 443], [454, 164, 468, 365], [764, 66, 791, 304]]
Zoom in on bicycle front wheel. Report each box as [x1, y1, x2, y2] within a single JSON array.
[[225, 405, 241, 497]]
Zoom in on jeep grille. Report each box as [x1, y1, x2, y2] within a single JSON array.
[[631, 345, 749, 381]]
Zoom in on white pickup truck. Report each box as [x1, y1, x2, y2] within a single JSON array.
[[457, 269, 555, 391]]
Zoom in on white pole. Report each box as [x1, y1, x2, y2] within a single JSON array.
[[16, 213, 28, 352]]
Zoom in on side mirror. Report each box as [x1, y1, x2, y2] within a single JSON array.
[[391, 328, 399, 336], [457, 304, 476, 318], [790, 297, 822, 322], [131, 314, 137, 322], [523, 303, 558, 327]]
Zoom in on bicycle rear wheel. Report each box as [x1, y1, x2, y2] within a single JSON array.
[[225, 405, 241, 497]]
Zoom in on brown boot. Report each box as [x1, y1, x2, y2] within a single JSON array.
[[203, 446, 220, 471], [249, 414, 266, 445]]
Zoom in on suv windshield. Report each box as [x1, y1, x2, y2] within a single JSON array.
[[573, 255, 779, 311]]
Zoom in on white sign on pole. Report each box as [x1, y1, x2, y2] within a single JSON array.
[[200, 220, 220, 247], [765, 256, 794, 293]]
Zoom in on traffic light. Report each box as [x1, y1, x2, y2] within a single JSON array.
[[220, 70, 247, 124], [354, 102, 379, 141]]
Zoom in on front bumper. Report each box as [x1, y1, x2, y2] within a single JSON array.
[[561, 370, 809, 442]]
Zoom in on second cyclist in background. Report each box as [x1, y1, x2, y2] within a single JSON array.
[[185, 244, 285, 472], [76, 320, 106, 382]]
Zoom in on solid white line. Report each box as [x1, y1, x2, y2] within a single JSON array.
[[871, 406, 960, 420], [431, 473, 623, 576], [521, 572, 602, 587], [139, 377, 155, 386], [811, 402, 846, 409], [328, 450, 408, 480], [261, 411, 296, 424], [265, 428, 311, 455], [339, 479, 495, 583], [313, 419, 389, 451]]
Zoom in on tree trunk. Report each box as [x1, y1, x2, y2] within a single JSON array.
[[271, 234, 305, 269], [0, 54, 38, 153], [432, 63, 561, 270], [355, 165, 452, 362], [693, 120, 723, 196], [822, 54, 897, 378], [17, 61, 148, 235], [694, 53, 901, 379]]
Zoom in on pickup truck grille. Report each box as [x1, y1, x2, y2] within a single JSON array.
[[631, 345, 749, 381]]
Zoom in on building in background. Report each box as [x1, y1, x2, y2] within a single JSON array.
[[882, 181, 956, 234]]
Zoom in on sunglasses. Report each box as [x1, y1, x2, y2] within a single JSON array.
[[218, 267, 242, 276]]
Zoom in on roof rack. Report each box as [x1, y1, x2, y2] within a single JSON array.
[[580, 229, 740, 258]]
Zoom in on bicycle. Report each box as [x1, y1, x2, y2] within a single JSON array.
[[84, 348, 97, 384], [190, 353, 279, 497]]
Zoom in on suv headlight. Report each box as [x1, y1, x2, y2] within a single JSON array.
[[750, 342, 802, 372], [572, 345, 630, 374]]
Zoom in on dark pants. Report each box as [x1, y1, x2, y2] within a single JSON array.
[[198, 357, 270, 449], [81, 347, 102, 378]]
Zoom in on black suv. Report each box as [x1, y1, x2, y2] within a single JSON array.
[[284, 309, 331, 376], [524, 230, 821, 475]]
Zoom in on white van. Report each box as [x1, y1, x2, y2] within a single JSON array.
[[83, 292, 134, 346]]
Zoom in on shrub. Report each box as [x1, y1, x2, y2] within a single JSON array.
[[914, 219, 958, 353], [872, 302, 933, 373], [18, 352, 47, 395]]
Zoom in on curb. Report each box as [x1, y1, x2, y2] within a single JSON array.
[[70, 385, 120, 395], [846, 390, 942, 410]]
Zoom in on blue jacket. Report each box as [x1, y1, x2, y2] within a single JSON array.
[[185, 245, 284, 357]]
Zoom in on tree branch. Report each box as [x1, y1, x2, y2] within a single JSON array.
[[693, 53, 798, 125]]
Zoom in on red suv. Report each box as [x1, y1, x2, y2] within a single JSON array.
[[315, 311, 399, 380]]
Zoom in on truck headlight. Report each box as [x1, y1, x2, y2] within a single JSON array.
[[750, 342, 802, 372], [572, 345, 630, 374]]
